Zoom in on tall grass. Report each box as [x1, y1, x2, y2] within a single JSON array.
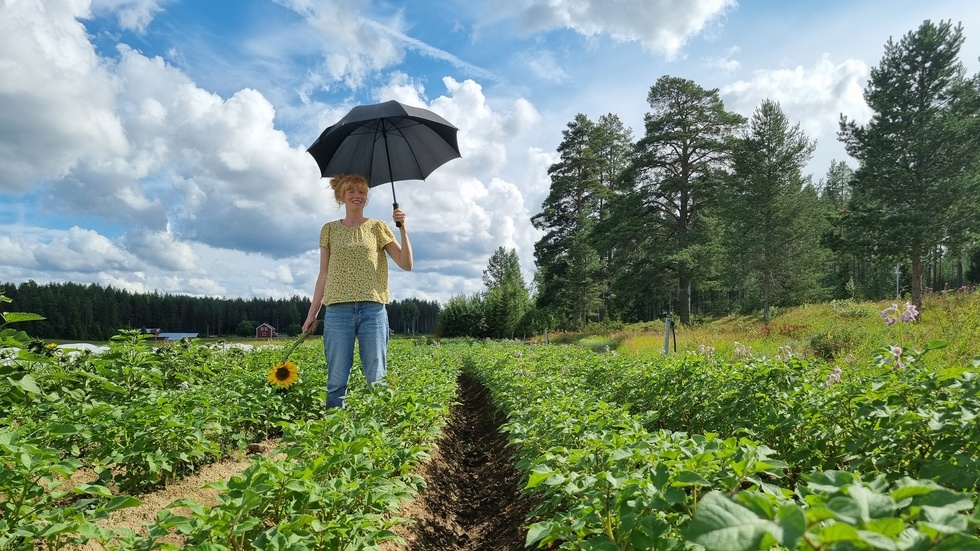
[[604, 290, 980, 368]]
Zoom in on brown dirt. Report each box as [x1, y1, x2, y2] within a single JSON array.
[[383, 373, 535, 551]]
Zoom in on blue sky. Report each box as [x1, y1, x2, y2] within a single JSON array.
[[2, 0, 979, 304]]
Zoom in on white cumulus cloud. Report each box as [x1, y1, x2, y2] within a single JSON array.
[[496, 0, 736, 57]]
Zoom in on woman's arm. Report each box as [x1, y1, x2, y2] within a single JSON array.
[[384, 209, 413, 271], [302, 247, 330, 332]]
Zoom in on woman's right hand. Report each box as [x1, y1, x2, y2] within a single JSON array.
[[302, 317, 317, 334]]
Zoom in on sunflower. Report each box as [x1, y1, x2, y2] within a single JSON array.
[[268, 360, 300, 388]]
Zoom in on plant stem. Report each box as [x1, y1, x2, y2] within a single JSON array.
[[280, 324, 318, 363]]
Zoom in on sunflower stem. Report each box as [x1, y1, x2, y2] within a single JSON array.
[[280, 323, 317, 363]]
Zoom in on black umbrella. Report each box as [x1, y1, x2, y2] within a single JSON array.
[[306, 100, 461, 226]]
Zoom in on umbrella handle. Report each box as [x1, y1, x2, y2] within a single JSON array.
[[393, 201, 402, 228]]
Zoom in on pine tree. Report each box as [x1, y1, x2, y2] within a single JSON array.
[[621, 76, 745, 324], [839, 19, 980, 306], [481, 247, 530, 338], [723, 99, 826, 320], [532, 114, 614, 329]]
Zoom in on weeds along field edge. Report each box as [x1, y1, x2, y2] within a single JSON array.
[[460, 341, 980, 550], [0, 330, 459, 550]]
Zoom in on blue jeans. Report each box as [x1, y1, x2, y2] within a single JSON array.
[[324, 301, 389, 408]]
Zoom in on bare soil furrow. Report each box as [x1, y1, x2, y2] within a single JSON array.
[[385, 372, 533, 550]]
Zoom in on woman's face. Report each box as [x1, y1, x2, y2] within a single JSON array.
[[343, 185, 368, 209]]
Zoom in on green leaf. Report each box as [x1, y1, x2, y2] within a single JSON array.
[[933, 534, 980, 550], [0, 429, 18, 447], [816, 522, 861, 544], [49, 424, 79, 435], [76, 484, 114, 497], [235, 516, 261, 532], [629, 515, 671, 549], [253, 529, 290, 550], [775, 504, 806, 548], [827, 496, 862, 524], [848, 484, 896, 521], [735, 492, 777, 519], [36, 521, 74, 538], [805, 470, 855, 493], [103, 495, 142, 512], [664, 487, 688, 505], [0, 328, 30, 347], [652, 462, 670, 488], [188, 544, 226, 551], [675, 470, 711, 486], [610, 448, 631, 461], [687, 491, 775, 551], [2, 312, 45, 324], [603, 471, 621, 488], [581, 536, 619, 550], [170, 498, 208, 516], [864, 517, 906, 538], [890, 479, 939, 502], [856, 529, 899, 550], [922, 340, 947, 351], [8, 374, 41, 395], [916, 488, 974, 512], [525, 465, 554, 489], [525, 521, 554, 547], [919, 505, 969, 534]]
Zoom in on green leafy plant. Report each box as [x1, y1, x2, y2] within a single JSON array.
[[0, 429, 140, 549], [0, 292, 46, 406], [688, 471, 980, 551]]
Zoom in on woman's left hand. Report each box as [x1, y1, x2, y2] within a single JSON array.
[[392, 208, 407, 228]]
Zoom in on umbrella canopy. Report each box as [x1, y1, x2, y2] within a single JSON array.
[[306, 101, 461, 202]]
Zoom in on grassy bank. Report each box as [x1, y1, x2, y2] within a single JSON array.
[[553, 290, 980, 369]]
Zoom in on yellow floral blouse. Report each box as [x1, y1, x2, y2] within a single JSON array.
[[319, 219, 395, 305]]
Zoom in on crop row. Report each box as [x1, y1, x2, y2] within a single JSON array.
[[117, 348, 459, 550], [594, 346, 980, 492], [1, 315, 459, 549], [459, 342, 980, 550], [3, 331, 331, 494]]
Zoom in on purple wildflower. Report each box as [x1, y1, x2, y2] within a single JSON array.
[[881, 303, 897, 318], [882, 301, 918, 325], [884, 346, 905, 370], [899, 302, 918, 322], [824, 366, 843, 386]]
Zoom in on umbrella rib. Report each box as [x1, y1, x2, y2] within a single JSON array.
[[377, 118, 425, 184]]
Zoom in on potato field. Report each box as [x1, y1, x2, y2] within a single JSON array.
[[3, 300, 980, 550]]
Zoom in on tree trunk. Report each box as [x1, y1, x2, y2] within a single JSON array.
[[678, 273, 692, 325], [763, 273, 772, 323], [911, 253, 923, 308]]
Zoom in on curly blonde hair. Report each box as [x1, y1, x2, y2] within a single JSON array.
[[329, 174, 369, 206]]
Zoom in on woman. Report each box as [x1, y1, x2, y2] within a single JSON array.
[[302, 174, 413, 409]]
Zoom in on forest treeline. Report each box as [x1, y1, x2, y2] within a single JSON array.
[[522, 19, 980, 329], [432, 19, 980, 339], [0, 280, 439, 341]]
